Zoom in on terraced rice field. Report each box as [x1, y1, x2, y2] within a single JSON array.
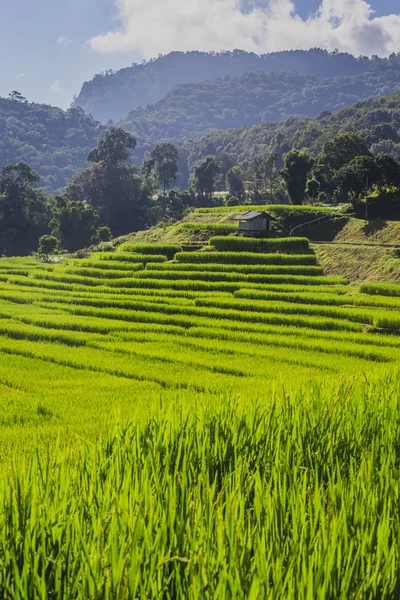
[[0, 237, 400, 598]]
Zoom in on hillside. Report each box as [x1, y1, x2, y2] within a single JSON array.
[[185, 91, 400, 177], [73, 49, 384, 123], [112, 206, 400, 284], [121, 67, 400, 146], [0, 98, 106, 192]]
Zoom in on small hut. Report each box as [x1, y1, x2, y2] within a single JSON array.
[[233, 211, 274, 235]]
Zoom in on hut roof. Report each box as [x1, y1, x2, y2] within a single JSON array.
[[232, 211, 275, 221]]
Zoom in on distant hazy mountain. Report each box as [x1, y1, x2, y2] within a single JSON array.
[[119, 67, 400, 148], [0, 98, 106, 192], [73, 49, 393, 123]]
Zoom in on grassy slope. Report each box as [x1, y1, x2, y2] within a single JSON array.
[[314, 245, 400, 284]]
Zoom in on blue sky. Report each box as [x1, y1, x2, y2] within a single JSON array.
[[1, 0, 399, 110]]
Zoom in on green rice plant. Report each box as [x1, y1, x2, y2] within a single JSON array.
[[117, 243, 182, 259], [69, 260, 144, 271], [175, 222, 238, 234], [195, 297, 384, 325], [45, 296, 362, 332], [96, 252, 167, 263], [209, 236, 310, 253], [360, 282, 400, 297], [65, 266, 143, 279], [236, 288, 400, 309], [146, 263, 322, 275], [374, 315, 400, 331], [135, 272, 346, 287], [1, 378, 400, 598], [175, 251, 315, 265], [139, 269, 327, 284]]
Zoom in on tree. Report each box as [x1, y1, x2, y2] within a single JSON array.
[[306, 178, 320, 204], [93, 226, 112, 244], [319, 133, 371, 172], [0, 162, 49, 255], [37, 235, 58, 258], [226, 166, 244, 200], [68, 129, 146, 236], [280, 149, 314, 205], [192, 156, 220, 200], [8, 91, 27, 103], [375, 154, 400, 189], [144, 143, 178, 198], [87, 128, 136, 168], [334, 156, 381, 207], [50, 196, 100, 252]]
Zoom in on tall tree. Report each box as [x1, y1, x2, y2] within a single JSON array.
[[69, 128, 145, 235], [50, 196, 100, 252], [226, 166, 245, 200], [143, 143, 178, 198], [192, 156, 220, 201], [87, 127, 136, 168], [280, 149, 314, 205], [0, 162, 49, 255]]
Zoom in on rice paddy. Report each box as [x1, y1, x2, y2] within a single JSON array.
[[0, 236, 399, 598]]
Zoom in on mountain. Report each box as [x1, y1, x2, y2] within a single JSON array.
[[183, 92, 400, 179], [73, 49, 393, 123], [120, 67, 400, 147], [0, 98, 106, 192]]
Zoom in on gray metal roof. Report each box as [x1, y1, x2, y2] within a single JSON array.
[[233, 211, 274, 221]]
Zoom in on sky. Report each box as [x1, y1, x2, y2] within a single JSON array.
[[1, 0, 400, 110]]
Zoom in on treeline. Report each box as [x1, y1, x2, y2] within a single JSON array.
[[74, 49, 400, 123], [2, 127, 400, 257], [185, 91, 400, 181]]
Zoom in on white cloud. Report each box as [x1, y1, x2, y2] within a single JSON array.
[[57, 36, 73, 48], [15, 73, 25, 80], [88, 0, 400, 58], [49, 80, 62, 94]]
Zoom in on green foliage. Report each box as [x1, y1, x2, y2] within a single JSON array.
[[0, 162, 50, 255], [185, 92, 400, 183], [280, 149, 314, 205], [68, 129, 145, 236], [192, 156, 220, 199], [37, 235, 58, 257], [143, 143, 178, 197], [92, 226, 112, 244], [50, 196, 100, 252], [0, 98, 106, 192], [226, 166, 244, 200]]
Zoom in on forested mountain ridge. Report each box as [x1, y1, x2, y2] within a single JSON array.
[[73, 49, 398, 123], [0, 98, 106, 192], [184, 91, 400, 179], [120, 67, 400, 146]]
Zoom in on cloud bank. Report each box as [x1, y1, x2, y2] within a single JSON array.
[[88, 0, 400, 59]]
